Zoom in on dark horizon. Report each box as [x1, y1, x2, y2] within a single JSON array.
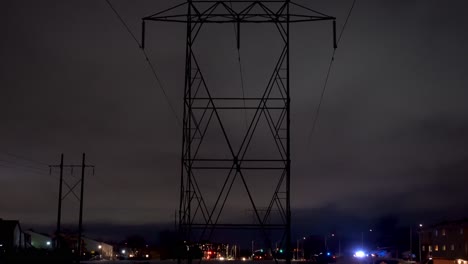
[[17, 205, 468, 247]]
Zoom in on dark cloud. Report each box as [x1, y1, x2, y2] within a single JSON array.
[[1, 0, 468, 242]]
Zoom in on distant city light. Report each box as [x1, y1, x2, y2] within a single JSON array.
[[219, 257, 225, 261], [420, 224, 423, 227], [327, 252, 331, 256], [122, 250, 126, 254], [46, 241, 51, 246], [146, 254, 149, 258], [354, 251, 365, 258], [242, 257, 246, 261], [369, 229, 373, 232], [98, 245, 102, 249]]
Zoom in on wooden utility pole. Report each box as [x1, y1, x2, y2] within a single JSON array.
[[49, 153, 94, 263]]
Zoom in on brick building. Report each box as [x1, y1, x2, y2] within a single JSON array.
[[420, 219, 468, 264]]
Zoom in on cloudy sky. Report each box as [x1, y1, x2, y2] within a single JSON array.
[[1, 0, 468, 241]]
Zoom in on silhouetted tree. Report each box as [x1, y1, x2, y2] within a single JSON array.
[[375, 215, 399, 248], [124, 234, 147, 256]]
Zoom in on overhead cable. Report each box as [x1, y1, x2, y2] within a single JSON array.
[[306, 0, 357, 147], [105, 0, 182, 127]]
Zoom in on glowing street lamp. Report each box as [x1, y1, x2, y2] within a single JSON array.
[[418, 224, 424, 262]]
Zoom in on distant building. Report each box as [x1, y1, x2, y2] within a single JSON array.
[[0, 219, 25, 252], [24, 229, 53, 250], [420, 219, 468, 264], [82, 237, 113, 260]]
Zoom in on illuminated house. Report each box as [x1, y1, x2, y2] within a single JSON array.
[[420, 219, 468, 264]]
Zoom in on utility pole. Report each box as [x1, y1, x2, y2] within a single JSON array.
[[55, 153, 64, 249], [251, 240, 254, 257], [418, 224, 423, 262], [296, 239, 299, 260], [324, 234, 327, 251], [175, 210, 177, 232], [49, 153, 95, 264], [361, 232, 364, 248], [77, 153, 86, 264], [410, 226, 413, 261], [338, 238, 341, 257]]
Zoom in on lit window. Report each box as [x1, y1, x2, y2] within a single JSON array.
[[429, 246, 433, 252], [435, 245, 439, 251], [442, 229, 446, 236], [442, 245, 446, 251], [451, 244, 455, 251], [422, 245, 425, 252]]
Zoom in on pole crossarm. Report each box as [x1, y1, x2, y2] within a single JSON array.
[[143, 1, 335, 24], [49, 164, 95, 201]]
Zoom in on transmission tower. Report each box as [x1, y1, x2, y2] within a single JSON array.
[[142, 1, 335, 263]]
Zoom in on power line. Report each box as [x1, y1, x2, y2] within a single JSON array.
[[0, 158, 48, 172], [105, 0, 140, 46], [104, 0, 182, 127], [306, 0, 357, 147], [229, 0, 249, 129], [337, 0, 357, 44], [0, 151, 48, 166], [0, 162, 49, 175], [141, 48, 182, 127], [85, 156, 96, 167]]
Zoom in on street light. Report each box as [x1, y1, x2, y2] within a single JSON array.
[[296, 237, 306, 260], [302, 237, 306, 260], [362, 228, 373, 249], [98, 245, 102, 258], [296, 239, 299, 260], [418, 224, 423, 263], [327, 233, 340, 257]]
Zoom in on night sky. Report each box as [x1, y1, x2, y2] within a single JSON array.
[[2, 0, 468, 242]]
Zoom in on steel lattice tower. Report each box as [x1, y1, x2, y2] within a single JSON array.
[[142, 1, 335, 263]]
